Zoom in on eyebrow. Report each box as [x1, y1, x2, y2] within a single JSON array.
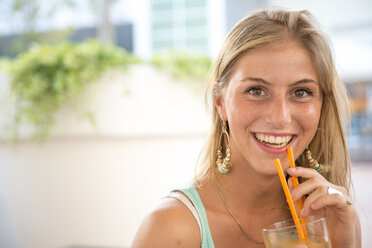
[[241, 77, 318, 86]]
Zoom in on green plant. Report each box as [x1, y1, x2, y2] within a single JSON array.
[[152, 50, 212, 88], [0, 58, 10, 70], [6, 40, 139, 140]]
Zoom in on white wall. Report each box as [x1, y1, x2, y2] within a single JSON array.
[[0, 65, 210, 248], [0, 135, 205, 248]]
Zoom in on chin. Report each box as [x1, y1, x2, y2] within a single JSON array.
[[262, 167, 283, 176], [252, 160, 287, 176]]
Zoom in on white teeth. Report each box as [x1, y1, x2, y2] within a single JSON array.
[[254, 133, 293, 148], [267, 143, 284, 148]]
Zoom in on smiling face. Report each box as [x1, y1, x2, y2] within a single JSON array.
[[215, 40, 323, 174]]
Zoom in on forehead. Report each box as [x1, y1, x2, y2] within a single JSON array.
[[230, 41, 318, 84]]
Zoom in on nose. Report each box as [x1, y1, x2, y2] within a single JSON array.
[[264, 95, 292, 128]]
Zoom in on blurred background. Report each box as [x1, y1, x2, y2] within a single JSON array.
[[0, 0, 371, 247]]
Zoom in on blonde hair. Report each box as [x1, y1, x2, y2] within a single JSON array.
[[197, 9, 351, 192]]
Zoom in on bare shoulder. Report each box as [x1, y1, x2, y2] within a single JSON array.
[[131, 196, 201, 248]]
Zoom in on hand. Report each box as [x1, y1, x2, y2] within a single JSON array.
[[287, 167, 357, 248]]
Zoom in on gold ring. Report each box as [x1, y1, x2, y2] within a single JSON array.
[[340, 198, 352, 211]]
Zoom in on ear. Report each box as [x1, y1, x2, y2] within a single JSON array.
[[214, 85, 227, 121]]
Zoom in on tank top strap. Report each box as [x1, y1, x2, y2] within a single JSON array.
[[171, 185, 215, 248]]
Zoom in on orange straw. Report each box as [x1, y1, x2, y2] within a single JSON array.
[[287, 147, 307, 226], [274, 159, 307, 240]]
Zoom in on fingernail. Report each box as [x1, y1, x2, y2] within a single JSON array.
[[288, 168, 296, 172]]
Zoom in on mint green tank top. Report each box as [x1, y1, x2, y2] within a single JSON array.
[[172, 185, 215, 248]]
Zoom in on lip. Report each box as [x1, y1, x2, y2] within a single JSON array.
[[251, 132, 296, 155]]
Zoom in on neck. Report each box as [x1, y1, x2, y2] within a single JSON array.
[[214, 164, 288, 214]]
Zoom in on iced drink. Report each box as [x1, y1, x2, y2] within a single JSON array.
[[262, 217, 331, 248]]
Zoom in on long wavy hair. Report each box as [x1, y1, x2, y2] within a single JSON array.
[[197, 9, 351, 192]]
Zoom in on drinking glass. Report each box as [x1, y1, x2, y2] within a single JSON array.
[[262, 217, 331, 248]]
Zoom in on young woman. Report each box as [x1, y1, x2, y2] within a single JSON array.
[[131, 9, 361, 248]]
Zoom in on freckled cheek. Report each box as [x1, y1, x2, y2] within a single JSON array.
[[228, 102, 264, 127], [295, 104, 322, 132]]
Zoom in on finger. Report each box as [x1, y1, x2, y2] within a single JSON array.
[[287, 167, 322, 179], [288, 177, 294, 191], [300, 186, 327, 217], [310, 192, 352, 211], [290, 177, 326, 202]]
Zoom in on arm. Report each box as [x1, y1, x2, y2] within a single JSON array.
[[131, 197, 201, 248]]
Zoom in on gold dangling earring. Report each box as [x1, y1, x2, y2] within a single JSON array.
[[216, 121, 232, 174], [305, 148, 329, 176]]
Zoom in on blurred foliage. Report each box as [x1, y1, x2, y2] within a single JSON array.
[[5, 40, 139, 140], [0, 0, 213, 141], [1, 37, 212, 140], [152, 51, 212, 86], [0, 0, 77, 56], [0, 58, 10, 70], [5, 0, 76, 27], [0, 0, 119, 56]]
